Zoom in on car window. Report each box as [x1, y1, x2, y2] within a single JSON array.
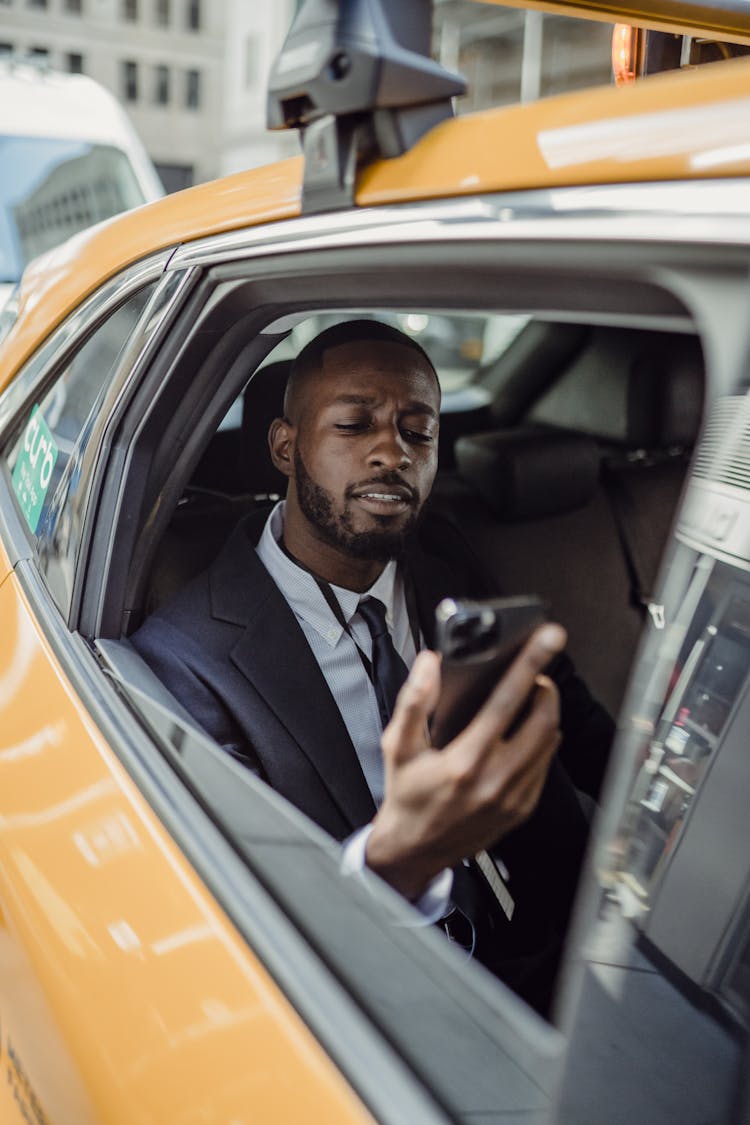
[[2, 283, 155, 614], [260, 309, 530, 395]]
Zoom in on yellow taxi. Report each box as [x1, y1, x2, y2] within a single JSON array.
[[1, 1, 749, 1121]]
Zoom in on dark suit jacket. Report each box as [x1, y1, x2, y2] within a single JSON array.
[[133, 508, 614, 1014]]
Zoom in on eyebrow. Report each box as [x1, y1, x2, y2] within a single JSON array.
[[328, 394, 438, 420]]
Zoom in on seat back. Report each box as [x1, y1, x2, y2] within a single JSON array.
[[444, 334, 704, 716], [145, 361, 291, 613]]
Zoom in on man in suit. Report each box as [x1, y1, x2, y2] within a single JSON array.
[[133, 319, 614, 1014]]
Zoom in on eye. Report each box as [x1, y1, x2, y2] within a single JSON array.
[[402, 428, 434, 444], [334, 421, 369, 432]]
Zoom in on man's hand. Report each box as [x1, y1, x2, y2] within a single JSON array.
[[365, 624, 566, 901]]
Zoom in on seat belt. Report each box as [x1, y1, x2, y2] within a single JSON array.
[[600, 462, 666, 630]]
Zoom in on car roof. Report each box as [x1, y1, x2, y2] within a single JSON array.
[[2, 52, 750, 389]]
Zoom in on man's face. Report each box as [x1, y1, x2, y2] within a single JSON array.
[[287, 339, 440, 562]]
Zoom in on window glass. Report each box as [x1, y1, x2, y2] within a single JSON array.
[[185, 67, 200, 109], [3, 284, 155, 613], [154, 63, 169, 104], [0, 137, 147, 281], [275, 309, 530, 393], [122, 58, 138, 101]]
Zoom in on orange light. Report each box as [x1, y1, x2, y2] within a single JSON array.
[[612, 23, 643, 86]]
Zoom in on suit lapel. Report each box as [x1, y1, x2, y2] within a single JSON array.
[[210, 516, 376, 831]]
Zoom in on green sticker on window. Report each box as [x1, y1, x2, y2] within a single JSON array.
[[12, 406, 59, 534]]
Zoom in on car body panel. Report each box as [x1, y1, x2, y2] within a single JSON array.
[[0, 538, 11, 585], [477, 0, 750, 44], [0, 572, 371, 1125], [358, 55, 750, 203], [3, 56, 750, 391]]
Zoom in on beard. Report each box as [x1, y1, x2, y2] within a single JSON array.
[[293, 446, 421, 563]]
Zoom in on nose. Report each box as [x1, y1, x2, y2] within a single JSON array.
[[366, 424, 411, 470]]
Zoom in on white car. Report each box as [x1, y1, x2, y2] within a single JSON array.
[[0, 60, 163, 308]]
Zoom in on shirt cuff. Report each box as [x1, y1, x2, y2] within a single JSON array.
[[341, 824, 454, 925]]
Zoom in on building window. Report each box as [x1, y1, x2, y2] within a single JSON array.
[[29, 46, 49, 60], [27, 0, 48, 8], [155, 0, 169, 25], [154, 64, 169, 105], [155, 162, 192, 193], [121, 59, 138, 101], [122, 0, 137, 19], [0, 42, 13, 54], [66, 51, 83, 73], [65, 0, 83, 12], [185, 67, 200, 109], [186, 0, 200, 31]]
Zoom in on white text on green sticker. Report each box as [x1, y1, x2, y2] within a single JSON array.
[[12, 406, 59, 534]]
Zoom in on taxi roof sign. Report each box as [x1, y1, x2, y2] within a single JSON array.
[[267, 0, 465, 213]]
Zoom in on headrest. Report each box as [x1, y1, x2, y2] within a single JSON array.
[[528, 329, 703, 449], [455, 427, 600, 521], [238, 360, 291, 494]]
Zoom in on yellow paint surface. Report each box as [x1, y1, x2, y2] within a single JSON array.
[[0, 574, 372, 1124]]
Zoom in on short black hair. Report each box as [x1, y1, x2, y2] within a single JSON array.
[[284, 318, 439, 418]]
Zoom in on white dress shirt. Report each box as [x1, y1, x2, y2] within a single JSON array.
[[256, 501, 416, 804], [256, 501, 452, 918]]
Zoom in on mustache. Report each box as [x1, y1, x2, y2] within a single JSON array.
[[346, 473, 419, 503]]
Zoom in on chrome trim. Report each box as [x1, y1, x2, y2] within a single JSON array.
[[168, 181, 750, 272], [677, 478, 750, 571], [0, 249, 173, 440]]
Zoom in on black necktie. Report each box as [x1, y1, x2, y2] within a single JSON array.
[[358, 597, 409, 728]]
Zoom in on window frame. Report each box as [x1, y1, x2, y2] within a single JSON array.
[[0, 251, 192, 622], [82, 193, 743, 644]]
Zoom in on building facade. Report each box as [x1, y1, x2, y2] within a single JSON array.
[[0, 0, 298, 190], [0, 0, 614, 191]]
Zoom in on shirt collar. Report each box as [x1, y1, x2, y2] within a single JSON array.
[[256, 501, 400, 646]]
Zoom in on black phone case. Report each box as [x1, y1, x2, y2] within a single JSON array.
[[430, 596, 547, 748]]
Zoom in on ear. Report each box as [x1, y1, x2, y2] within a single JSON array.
[[268, 416, 295, 479]]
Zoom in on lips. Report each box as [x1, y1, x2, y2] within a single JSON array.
[[350, 481, 415, 504], [356, 490, 409, 503], [348, 479, 416, 517]]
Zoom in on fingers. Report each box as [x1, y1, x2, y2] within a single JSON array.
[[381, 650, 441, 764], [462, 675, 561, 833], [519, 675, 561, 764], [465, 623, 566, 747]]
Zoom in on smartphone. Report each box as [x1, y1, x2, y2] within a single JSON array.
[[430, 595, 548, 748]]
